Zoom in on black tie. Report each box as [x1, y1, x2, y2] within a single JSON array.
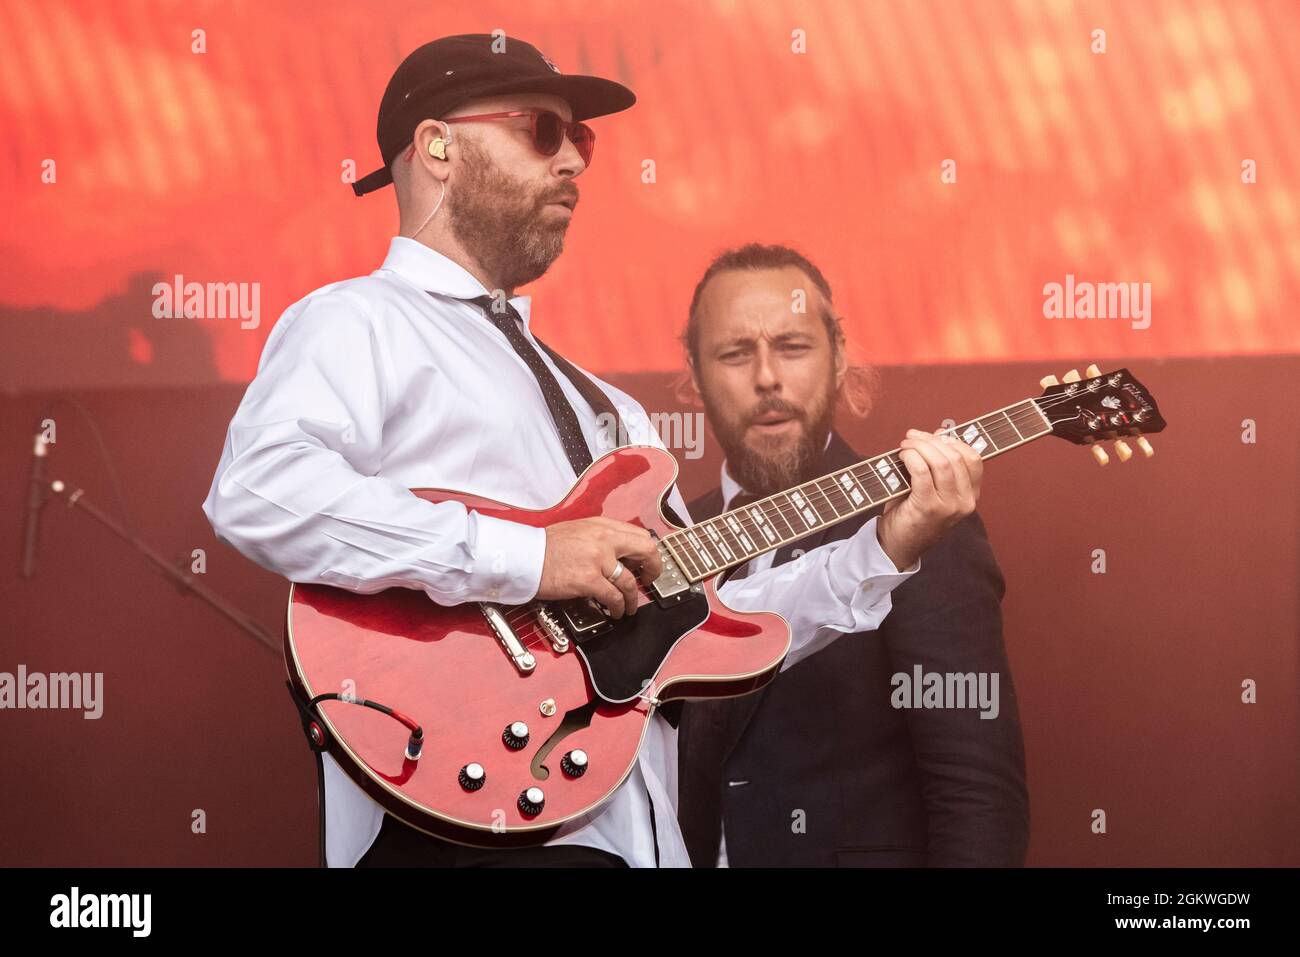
[[467, 295, 594, 478], [458, 294, 692, 732]]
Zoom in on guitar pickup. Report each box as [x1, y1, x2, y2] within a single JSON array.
[[650, 539, 693, 600], [551, 597, 615, 639]]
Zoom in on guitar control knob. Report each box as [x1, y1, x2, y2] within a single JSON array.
[[560, 749, 589, 778], [502, 721, 530, 750], [518, 786, 545, 816], [458, 763, 486, 791]]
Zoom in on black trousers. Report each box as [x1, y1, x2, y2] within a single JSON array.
[[354, 812, 628, 868]]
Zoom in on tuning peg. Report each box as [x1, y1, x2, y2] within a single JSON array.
[[1062, 369, 1081, 383], [1085, 363, 1102, 377], [1039, 374, 1060, 388], [1113, 439, 1133, 462], [1135, 436, 1154, 458], [1090, 445, 1110, 466]]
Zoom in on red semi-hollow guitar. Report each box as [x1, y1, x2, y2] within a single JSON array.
[[285, 365, 1165, 847]]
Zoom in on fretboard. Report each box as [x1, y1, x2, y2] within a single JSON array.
[[662, 398, 1052, 583]]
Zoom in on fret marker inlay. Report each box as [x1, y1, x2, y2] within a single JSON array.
[[875, 459, 902, 491], [961, 424, 989, 454], [749, 507, 778, 543], [838, 472, 867, 506]]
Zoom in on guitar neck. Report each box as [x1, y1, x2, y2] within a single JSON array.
[[663, 396, 1054, 583]]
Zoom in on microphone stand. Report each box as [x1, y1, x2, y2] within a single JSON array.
[[45, 477, 279, 655]]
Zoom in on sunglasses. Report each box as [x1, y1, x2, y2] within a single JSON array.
[[439, 110, 596, 166]]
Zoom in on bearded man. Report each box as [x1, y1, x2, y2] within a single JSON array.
[[676, 243, 1030, 867], [203, 36, 980, 867]]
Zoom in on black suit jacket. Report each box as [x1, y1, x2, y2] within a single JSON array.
[[676, 430, 1029, 866]]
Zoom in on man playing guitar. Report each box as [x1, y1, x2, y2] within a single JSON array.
[[202, 34, 983, 867]]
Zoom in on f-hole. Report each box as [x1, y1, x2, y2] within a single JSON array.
[[530, 701, 598, 780]]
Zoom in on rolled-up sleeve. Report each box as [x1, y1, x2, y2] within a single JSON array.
[[201, 290, 545, 605]]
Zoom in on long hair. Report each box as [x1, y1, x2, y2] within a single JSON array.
[[672, 242, 878, 418]]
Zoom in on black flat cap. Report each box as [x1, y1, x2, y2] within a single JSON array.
[[352, 33, 636, 196]]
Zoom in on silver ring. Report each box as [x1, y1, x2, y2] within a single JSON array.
[[606, 560, 625, 583]]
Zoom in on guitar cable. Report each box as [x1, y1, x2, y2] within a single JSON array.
[[286, 682, 426, 867], [307, 692, 426, 761]]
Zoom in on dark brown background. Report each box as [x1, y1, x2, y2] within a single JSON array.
[[2, 355, 1296, 866]]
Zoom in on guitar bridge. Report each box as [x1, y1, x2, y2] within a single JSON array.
[[480, 602, 536, 674], [533, 605, 571, 654]]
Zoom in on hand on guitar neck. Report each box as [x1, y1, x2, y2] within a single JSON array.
[[875, 428, 985, 572], [533, 426, 982, 615]]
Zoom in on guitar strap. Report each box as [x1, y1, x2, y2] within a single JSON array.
[[532, 334, 690, 732], [531, 334, 690, 530]]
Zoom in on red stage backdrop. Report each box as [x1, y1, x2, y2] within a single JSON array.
[[2, 0, 1299, 389]]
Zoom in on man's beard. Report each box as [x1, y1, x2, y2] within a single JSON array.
[[446, 139, 573, 291], [706, 382, 838, 497]]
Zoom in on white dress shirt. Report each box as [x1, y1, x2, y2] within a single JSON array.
[[202, 236, 917, 868]]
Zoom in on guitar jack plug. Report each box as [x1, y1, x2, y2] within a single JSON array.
[[405, 728, 424, 760]]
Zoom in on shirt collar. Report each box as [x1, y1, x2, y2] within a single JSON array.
[[720, 430, 835, 510], [376, 236, 534, 329]]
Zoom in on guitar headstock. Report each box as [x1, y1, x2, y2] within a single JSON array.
[[1036, 364, 1166, 465]]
